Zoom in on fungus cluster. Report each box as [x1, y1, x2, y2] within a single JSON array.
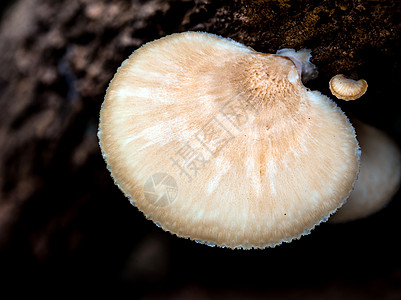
[[98, 32, 395, 249]]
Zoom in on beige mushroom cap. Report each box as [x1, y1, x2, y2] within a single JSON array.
[[98, 32, 360, 249], [329, 74, 368, 101], [330, 120, 401, 223]]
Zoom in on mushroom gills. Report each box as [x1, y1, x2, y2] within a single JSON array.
[[329, 74, 368, 101]]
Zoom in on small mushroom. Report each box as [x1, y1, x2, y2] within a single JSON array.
[[330, 120, 401, 223], [329, 74, 368, 101], [98, 32, 360, 249]]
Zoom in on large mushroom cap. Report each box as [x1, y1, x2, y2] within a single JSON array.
[[330, 120, 401, 223], [98, 32, 360, 249]]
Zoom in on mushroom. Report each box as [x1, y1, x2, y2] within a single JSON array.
[[329, 74, 368, 101], [330, 120, 401, 223], [98, 32, 360, 249]]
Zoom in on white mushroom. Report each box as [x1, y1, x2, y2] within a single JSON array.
[[330, 120, 401, 223], [98, 32, 360, 249], [329, 74, 368, 101]]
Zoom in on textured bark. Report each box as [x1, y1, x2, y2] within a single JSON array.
[[0, 0, 401, 296]]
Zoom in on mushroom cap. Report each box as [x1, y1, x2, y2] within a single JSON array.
[[329, 74, 368, 101], [98, 32, 360, 249], [330, 120, 401, 223]]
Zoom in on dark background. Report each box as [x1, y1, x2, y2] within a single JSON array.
[[1, 0, 401, 298]]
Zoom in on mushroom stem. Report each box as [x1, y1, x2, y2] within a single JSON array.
[[276, 48, 318, 83]]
